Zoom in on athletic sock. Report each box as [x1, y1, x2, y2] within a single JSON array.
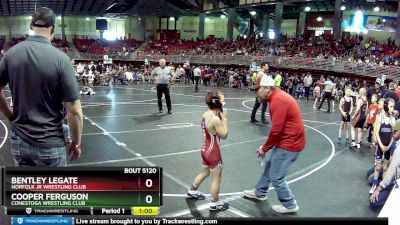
[[190, 185, 198, 191], [211, 198, 219, 202]]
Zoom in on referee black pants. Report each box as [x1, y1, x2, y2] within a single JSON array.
[[251, 97, 268, 121], [194, 77, 200, 91], [157, 84, 171, 111], [318, 92, 332, 112]]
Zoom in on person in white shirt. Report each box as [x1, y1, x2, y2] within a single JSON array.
[[303, 73, 313, 101], [152, 59, 173, 114], [125, 71, 133, 82], [76, 63, 84, 75], [250, 62, 269, 123], [173, 65, 183, 84], [317, 77, 334, 113], [193, 66, 202, 92]]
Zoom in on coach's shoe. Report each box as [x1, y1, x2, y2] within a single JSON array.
[[209, 201, 229, 211], [272, 205, 299, 214], [187, 190, 206, 200], [159, 110, 163, 113], [250, 119, 259, 123], [168, 110, 173, 114], [243, 189, 268, 201]]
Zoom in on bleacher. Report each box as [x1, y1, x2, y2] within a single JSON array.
[[9, 36, 27, 47], [144, 37, 265, 56], [73, 38, 143, 56], [51, 37, 70, 53], [7, 36, 70, 53]]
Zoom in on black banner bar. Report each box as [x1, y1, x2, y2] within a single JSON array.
[[7, 207, 91, 215], [213, 218, 388, 225], [72, 218, 388, 225], [5, 167, 160, 178]]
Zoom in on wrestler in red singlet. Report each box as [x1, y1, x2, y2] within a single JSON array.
[[186, 91, 229, 211], [200, 114, 222, 168]]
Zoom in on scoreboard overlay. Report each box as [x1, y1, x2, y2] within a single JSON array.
[[1, 167, 162, 216]]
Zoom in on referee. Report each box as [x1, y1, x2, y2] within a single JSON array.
[[250, 62, 269, 123], [152, 59, 173, 114]]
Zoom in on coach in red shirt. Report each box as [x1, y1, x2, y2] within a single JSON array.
[[243, 75, 306, 214]]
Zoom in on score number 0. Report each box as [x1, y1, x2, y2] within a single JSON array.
[[145, 179, 152, 203]]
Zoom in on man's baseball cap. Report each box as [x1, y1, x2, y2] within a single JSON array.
[[31, 7, 56, 28], [249, 75, 275, 91], [375, 78, 382, 84]]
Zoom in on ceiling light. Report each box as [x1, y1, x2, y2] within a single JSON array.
[[169, 17, 175, 21], [383, 19, 386, 22], [205, 17, 210, 22], [220, 14, 226, 19], [106, 18, 111, 22], [340, 6, 346, 11], [374, 6, 380, 12], [28, 16, 32, 19], [106, 3, 117, 11], [305, 6, 311, 12], [250, 11, 256, 16], [57, 16, 61, 19], [86, 17, 90, 21], [317, 16, 322, 22]]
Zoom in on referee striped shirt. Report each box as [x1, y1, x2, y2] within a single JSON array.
[[152, 66, 172, 84]]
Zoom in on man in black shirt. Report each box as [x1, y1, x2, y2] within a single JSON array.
[[367, 78, 383, 105]]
